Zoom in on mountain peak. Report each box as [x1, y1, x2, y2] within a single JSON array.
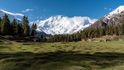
[[105, 6, 124, 19], [35, 16, 97, 35], [93, 5, 124, 28], [115, 5, 124, 12], [102, 6, 124, 23], [109, 6, 124, 15]]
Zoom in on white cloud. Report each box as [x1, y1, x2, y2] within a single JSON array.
[[0, 9, 24, 16], [104, 8, 107, 10], [104, 7, 112, 11], [22, 9, 33, 13]]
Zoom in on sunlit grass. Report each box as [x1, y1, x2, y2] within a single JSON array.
[[0, 40, 124, 53], [0, 40, 124, 70]]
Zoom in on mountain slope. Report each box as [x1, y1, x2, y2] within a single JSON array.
[[93, 6, 124, 27], [35, 15, 97, 35]]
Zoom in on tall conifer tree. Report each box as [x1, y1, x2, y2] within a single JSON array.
[[1, 14, 10, 35]]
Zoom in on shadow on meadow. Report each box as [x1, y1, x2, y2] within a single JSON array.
[[0, 51, 124, 70]]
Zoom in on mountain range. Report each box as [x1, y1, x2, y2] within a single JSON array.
[[0, 6, 124, 35], [35, 16, 97, 35]]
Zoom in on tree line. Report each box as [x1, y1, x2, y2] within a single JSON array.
[[47, 33, 81, 42], [80, 21, 123, 39], [0, 14, 37, 37]]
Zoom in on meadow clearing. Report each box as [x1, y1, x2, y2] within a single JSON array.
[[0, 40, 124, 70]]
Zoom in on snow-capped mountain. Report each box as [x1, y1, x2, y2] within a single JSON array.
[[0, 9, 24, 21], [92, 6, 124, 27], [103, 6, 124, 24], [105, 6, 124, 19], [35, 15, 97, 35]]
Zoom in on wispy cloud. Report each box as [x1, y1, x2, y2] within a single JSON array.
[[0, 9, 24, 16], [104, 8, 107, 10], [104, 7, 112, 11], [22, 8, 33, 13]]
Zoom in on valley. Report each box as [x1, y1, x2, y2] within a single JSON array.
[[0, 1, 124, 70]]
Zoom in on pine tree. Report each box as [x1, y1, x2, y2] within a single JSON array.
[[1, 14, 11, 35], [121, 22, 124, 35], [0, 17, 2, 34], [17, 23, 23, 36], [117, 24, 122, 35], [31, 23, 37, 36], [22, 16, 30, 36], [11, 19, 18, 35]]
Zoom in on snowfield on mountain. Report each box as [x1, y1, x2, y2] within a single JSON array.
[[35, 15, 97, 35]]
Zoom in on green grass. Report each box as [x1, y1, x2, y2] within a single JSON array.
[[0, 40, 124, 53], [0, 40, 124, 70]]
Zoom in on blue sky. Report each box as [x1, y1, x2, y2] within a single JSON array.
[[0, 0, 124, 21]]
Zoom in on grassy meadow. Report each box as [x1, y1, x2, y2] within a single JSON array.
[[0, 40, 124, 70]]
